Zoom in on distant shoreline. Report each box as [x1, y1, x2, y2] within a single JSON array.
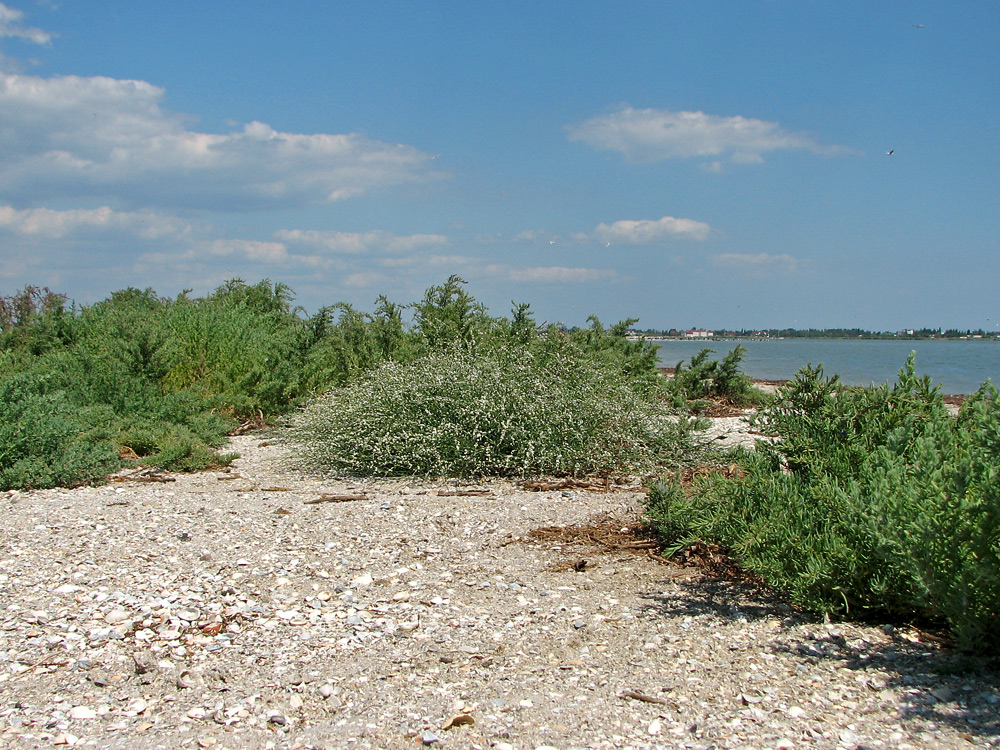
[[640, 335, 1000, 342]]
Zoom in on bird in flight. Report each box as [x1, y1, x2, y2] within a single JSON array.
[[886, 150, 894, 156], [912, 23, 927, 28]]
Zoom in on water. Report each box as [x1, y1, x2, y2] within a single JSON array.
[[654, 338, 1000, 395]]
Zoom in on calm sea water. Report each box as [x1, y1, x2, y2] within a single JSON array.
[[654, 338, 1000, 395]]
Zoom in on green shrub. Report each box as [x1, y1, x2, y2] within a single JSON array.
[[288, 344, 693, 478], [667, 345, 770, 411], [1, 276, 678, 486], [0, 372, 121, 489], [645, 355, 1000, 652], [161, 280, 309, 418]]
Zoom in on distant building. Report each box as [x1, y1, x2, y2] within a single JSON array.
[[683, 329, 714, 338]]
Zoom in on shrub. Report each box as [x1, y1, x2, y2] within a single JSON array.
[[667, 345, 770, 411], [0, 372, 121, 489], [645, 355, 1000, 652], [288, 344, 693, 479]]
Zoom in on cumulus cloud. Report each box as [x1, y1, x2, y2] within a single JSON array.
[[712, 253, 800, 273], [0, 3, 53, 45], [275, 229, 448, 255], [568, 106, 848, 165], [0, 73, 439, 210], [0, 204, 191, 239], [593, 215, 711, 244]]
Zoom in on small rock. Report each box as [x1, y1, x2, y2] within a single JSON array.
[[52, 732, 80, 745], [931, 687, 954, 703], [648, 718, 662, 735], [420, 730, 441, 745]]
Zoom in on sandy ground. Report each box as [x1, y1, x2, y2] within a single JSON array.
[[2, 423, 998, 750]]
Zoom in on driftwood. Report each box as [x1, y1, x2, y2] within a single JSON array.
[[111, 471, 175, 484], [437, 489, 491, 497], [620, 689, 672, 706], [519, 477, 621, 493], [303, 493, 369, 505]]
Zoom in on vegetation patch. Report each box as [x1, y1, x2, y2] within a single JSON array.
[[645, 355, 1000, 653], [287, 343, 695, 479]]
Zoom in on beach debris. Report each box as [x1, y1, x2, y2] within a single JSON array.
[[442, 711, 475, 730], [621, 690, 673, 706], [520, 477, 624, 492], [304, 493, 369, 504]]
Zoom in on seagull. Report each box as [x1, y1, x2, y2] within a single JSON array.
[[549, 240, 556, 245], [912, 23, 926, 28], [886, 150, 894, 155]]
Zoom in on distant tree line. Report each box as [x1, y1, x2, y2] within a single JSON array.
[[632, 326, 996, 340]]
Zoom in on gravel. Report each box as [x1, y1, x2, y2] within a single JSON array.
[[2, 432, 998, 750]]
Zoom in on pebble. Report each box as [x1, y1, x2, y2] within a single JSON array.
[[3, 434, 995, 750]]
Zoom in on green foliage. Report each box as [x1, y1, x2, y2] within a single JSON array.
[[161, 279, 309, 418], [288, 343, 693, 479], [0, 372, 121, 489], [564, 316, 662, 388], [1, 276, 672, 487], [666, 345, 769, 410], [645, 354, 1000, 652], [412, 275, 491, 349], [0, 285, 75, 357]]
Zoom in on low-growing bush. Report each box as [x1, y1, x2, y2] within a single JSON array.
[[645, 355, 1000, 653], [666, 345, 771, 411], [288, 344, 694, 478], [0, 371, 121, 489]]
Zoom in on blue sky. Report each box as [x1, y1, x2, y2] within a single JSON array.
[[1, 1, 997, 331]]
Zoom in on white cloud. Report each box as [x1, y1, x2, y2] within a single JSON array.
[[205, 239, 291, 263], [0, 204, 191, 239], [0, 73, 439, 210], [0, 3, 53, 45], [275, 229, 448, 255], [377, 252, 619, 285], [712, 253, 800, 273], [483, 264, 618, 284], [568, 106, 848, 164], [593, 215, 711, 244]]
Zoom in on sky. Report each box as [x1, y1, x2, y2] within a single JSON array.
[[1, 1, 997, 331]]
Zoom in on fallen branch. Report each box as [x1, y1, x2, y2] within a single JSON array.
[[111, 472, 175, 484], [304, 493, 369, 505], [620, 689, 672, 706]]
